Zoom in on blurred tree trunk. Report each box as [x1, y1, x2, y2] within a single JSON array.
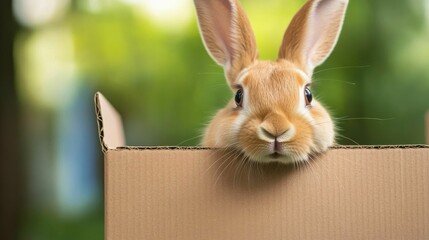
[[0, 1, 22, 239]]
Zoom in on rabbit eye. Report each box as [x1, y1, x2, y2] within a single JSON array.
[[304, 86, 312, 106], [235, 88, 243, 107]]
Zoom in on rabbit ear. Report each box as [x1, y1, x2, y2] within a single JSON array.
[[194, 0, 258, 85], [278, 0, 348, 75]]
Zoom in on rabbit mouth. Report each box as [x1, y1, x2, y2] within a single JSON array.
[[256, 147, 310, 164], [260, 152, 296, 164], [258, 150, 292, 163], [268, 152, 282, 159]]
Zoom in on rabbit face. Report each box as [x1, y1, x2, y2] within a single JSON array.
[[224, 60, 334, 163], [195, 0, 347, 163]]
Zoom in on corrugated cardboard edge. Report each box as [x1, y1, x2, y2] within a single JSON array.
[[94, 92, 126, 152], [116, 145, 429, 151]]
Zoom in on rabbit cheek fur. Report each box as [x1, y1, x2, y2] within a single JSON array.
[[202, 60, 334, 164], [195, 0, 348, 164]]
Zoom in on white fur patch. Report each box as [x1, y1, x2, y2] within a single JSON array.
[[292, 67, 311, 82], [298, 86, 314, 123], [292, 68, 314, 124], [231, 112, 247, 145], [257, 127, 275, 143], [235, 67, 250, 85], [257, 125, 296, 143], [277, 126, 296, 142]]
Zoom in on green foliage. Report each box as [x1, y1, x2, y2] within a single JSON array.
[[76, 1, 428, 145], [18, 0, 428, 146], [69, 6, 232, 146], [20, 210, 103, 240]]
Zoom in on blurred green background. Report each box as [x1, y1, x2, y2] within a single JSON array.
[[1, 0, 428, 239]]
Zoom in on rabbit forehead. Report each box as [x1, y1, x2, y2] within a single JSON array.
[[239, 61, 310, 113]]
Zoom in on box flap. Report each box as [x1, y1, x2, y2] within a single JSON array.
[[94, 92, 125, 152]]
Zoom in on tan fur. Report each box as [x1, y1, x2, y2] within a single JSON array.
[[195, 0, 348, 164], [278, 0, 349, 74], [194, 0, 257, 85]]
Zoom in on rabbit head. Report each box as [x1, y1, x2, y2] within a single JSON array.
[[195, 0, 348, 164]]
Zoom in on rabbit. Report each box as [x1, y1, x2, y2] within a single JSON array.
[[194, 0, 348, 164]]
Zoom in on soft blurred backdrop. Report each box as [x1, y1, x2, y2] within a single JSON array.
[[1, 0, 428, 239]]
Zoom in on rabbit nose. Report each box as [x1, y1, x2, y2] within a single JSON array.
[[258, 112, 293, 142], [260, 127, 288, 140]]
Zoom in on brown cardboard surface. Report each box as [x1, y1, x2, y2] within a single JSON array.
[[105, 148, 429, 240], [95, 93, 429, 240]]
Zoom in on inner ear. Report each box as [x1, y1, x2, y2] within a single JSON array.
[[194, 0, 258, 86], [277, 0, 348, 75]]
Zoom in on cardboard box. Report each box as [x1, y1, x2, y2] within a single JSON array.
[[95, 92, 429, 240]]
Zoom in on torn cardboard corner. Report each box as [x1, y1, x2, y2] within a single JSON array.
[[95, 92, 429, 240], [94, 92, 125, 152]]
